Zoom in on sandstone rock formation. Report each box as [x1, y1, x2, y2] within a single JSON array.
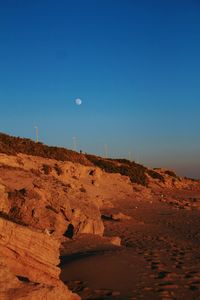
[[0, 152, 138, 239], [0, 257, 80, 300], [0, 151, 136, 298], [0, 216, 60, 285], [0, 154, 105, 238], [0, 134, 199, 299], [0, 216, 80, 300]]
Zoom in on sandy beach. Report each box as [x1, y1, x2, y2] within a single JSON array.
[[61, 190, 200, 299]]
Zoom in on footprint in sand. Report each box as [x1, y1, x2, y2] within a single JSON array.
[[184, 271, 200, 291]]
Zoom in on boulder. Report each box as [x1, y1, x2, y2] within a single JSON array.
[[0, 259, 80, 300], [0, 217, 80, 299], [111, 212, 132, 221], [0, 216, 60, 285], [0, 164, 104, 238]]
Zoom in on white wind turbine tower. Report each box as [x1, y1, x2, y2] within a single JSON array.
[[34, 126, 39, 143], [72, 137, 77, 151]]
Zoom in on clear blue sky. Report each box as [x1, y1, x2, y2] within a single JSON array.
[[0, 0, 200, 178]]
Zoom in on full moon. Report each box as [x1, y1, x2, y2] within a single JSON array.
[[75, 98, 82, 105]]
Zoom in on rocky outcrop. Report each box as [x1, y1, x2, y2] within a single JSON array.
[[0, 216, 60, 284], [0, 152, 134, 298], [60, 233, 121, 257], [0, 154, 105, 238], [0, 258, 80, 300], [0, 153, 138, 239], [0, 217, 80, 299], [1, 149, 199, 299], [0, 153, 111, 299]]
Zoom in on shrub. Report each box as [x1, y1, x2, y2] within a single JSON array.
[[85, 155, 149, 186], [164, 170, 177, 178], [147, 170, 165, 183], [0, 132, 91, 166]]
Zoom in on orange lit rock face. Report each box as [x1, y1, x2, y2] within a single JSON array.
[[1, 151, 200, 300], [0, 155, 105, 238], [0, 153, 199, 239], [0, 153, 112, 299], [0, 153, 137, 239], [0, 217, 80, 300], [0, 217, 60, 285], [0, 258, 80, 300]]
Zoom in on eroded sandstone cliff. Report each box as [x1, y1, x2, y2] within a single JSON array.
[[0, 135, 199, 299], [0, 152, 134, 299]]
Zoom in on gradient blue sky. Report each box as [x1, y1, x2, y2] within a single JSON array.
[[0, 0, 200, 178]]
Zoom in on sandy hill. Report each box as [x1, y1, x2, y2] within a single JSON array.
[[1, 132, 196, 187]]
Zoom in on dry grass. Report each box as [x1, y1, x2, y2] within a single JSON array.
[[0, 132, 91, 165], [86, 155, 149, 186]]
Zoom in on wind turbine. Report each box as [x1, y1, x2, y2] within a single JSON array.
[[72, 137, 77, 151], [34, 126, 39, 143]]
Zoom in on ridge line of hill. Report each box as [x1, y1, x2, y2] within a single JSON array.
[[0, 132, 196, 186]]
